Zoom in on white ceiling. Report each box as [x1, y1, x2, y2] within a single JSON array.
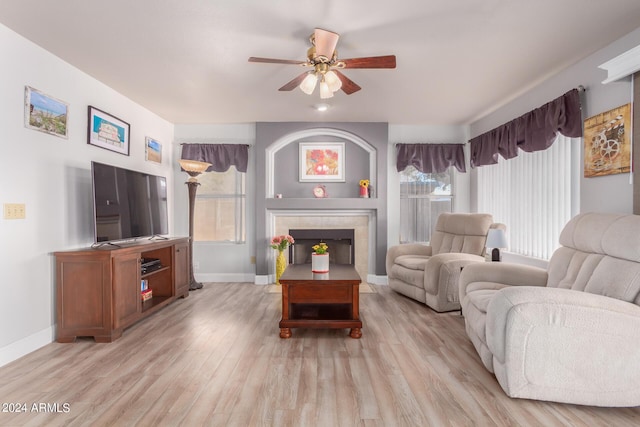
[[2, 0, 640, 125]]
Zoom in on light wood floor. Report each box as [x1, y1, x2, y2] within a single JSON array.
[[1, 283, 639, 426]]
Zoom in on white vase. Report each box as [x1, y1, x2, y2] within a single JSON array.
[[311, 253, 329, 273]]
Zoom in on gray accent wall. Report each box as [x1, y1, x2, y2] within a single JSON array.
[[255, 122, 389, 276]]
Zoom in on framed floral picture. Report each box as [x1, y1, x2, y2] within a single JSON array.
[[299, 142, 345, 182], [87, 106, 130, 156]]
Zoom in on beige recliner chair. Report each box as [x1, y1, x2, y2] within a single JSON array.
[[460, 212, 640, 407], [386, 212, 502, 312]]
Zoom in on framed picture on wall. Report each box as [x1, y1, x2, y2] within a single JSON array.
[[87, 106, 130, 156], [583, 103, 632, 177], [299, 142, 345, 182], [24, 86, 69, 139], [145, 136, 162, 163]]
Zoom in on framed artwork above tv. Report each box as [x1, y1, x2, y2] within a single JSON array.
[[87, 106, 130, 156]]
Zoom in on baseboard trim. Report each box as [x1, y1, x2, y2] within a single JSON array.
[[0, 326, 55, 368], [254, 275, 270, 285], [368, 275, 388, 285], [196, 273, 256, 283]]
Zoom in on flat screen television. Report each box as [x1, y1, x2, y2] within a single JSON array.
[[91, 161, 168, 243]]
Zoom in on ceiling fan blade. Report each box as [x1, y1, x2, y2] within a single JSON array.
[[314, 28, 340, 59], [248, 57, 306, 65], [278, 72, 309, 91], [334, 70, 361, 95], [341, 55, 396, 69]]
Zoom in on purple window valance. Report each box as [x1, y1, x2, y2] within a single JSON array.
[[396, 143, 466, 174], [181, 143, 249, 173], [469, 88, 583, 168]]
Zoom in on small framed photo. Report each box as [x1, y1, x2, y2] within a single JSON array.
[[299, 142, 345, 182], [24, 86, 69, 139], [145, 137, 162, 163], [87, 106, 130, 156]]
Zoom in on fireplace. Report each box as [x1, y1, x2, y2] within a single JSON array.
[[288, 229, 355, 265]]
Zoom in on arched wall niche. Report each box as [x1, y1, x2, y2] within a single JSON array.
[[265, 127, 377, 198]]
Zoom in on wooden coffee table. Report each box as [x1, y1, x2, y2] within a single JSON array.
[[278, 264, 362, 339]]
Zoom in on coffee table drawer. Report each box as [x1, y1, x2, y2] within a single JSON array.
[[289, 284, 352, 303]]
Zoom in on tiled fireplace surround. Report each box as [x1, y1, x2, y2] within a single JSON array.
[[255, 123, 389, 285], [270, 211, 374, 282]]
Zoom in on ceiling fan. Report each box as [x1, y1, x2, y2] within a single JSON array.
[[248, 28, 396, 98]]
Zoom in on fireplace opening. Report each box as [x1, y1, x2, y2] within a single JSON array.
[[288, 229, 355, 265]]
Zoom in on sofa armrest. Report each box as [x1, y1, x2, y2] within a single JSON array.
[[385, 243, 432, 275], [486, 286, 640, 406], [423, 253, 486, 298], [459, 262, 547, 302]]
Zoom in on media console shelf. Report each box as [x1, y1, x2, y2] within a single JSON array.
[[54, 237, 190, 343]]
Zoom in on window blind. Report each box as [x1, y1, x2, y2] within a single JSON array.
[[477, 135, 577, 259]]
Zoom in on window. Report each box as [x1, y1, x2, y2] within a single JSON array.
[[194, 166, 246, 243], [477, 135, 579, 259], [399, 165, 453, 243]]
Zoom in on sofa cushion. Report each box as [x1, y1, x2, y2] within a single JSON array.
[[394, 255, 429, 271], [430, 212, 493, 256], [559, 212, 640, 262], [465, 283, 512, 318], [390, 263, 426, 289], [550, 251, 640, 303]]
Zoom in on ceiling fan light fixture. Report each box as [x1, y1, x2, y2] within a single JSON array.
[[324, 70, 342, 92], [249, 28, 395, 97], [319, 80, 333, 99], [299, 72, 318, 95]]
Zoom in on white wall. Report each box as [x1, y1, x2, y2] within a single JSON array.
[[173, 124, 256, 282], [0, 24, 175, 367]]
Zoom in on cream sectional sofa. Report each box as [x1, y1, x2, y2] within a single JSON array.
[[459, 212, 640, 407]]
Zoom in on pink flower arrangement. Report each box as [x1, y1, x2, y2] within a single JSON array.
[[270, 234, 295, 251]]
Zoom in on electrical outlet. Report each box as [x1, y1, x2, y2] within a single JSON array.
[[193, 261, 200, 271], [4, 203, 26, 219], [250, 256, 256, 264]]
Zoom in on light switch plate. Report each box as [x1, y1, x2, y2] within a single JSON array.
[[4, 203, 26, 219]]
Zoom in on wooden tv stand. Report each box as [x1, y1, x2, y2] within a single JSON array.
[[54, 237, 190, 343]]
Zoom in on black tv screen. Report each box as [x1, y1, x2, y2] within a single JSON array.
[[91, 161, 168, 243]]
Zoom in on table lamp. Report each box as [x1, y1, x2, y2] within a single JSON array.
[[486, 228, 507, 262]]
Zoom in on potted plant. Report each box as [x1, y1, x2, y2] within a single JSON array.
[[311, 242, 329, 273]]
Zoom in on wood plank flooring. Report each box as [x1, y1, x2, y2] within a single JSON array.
[[0, 283, 639, 426]]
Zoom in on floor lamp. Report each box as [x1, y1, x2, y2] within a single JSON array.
[[179, 159, 211, 291]]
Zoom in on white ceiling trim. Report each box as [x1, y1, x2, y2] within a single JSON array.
[[599, 44, 640, 84]]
